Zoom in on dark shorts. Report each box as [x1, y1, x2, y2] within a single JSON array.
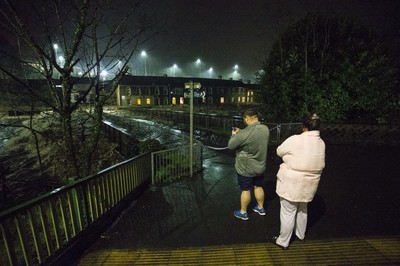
[[237, 173, 264, 191]]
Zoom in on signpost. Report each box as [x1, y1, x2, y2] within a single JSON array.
[[184, 81, 201, 177]]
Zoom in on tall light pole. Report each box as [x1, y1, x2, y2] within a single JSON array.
[[234, 64, 239, 79], [53, 44, 59, 64], [172, 64, 177, 77], [196, 58, 201, 77], [58, 55, 64, 66], [141, 51, 147, 76], [208, 67, 213, 78], [185, 81, 201, 178]]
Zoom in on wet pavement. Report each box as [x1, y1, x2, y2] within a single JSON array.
[[78, 141, 400, 264]]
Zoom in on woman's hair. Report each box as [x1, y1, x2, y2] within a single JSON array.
[[303, 113, 321, 131]]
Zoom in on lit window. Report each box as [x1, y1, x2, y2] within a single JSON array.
[[220, 97, 225, 103], [242, 96, 246, 103], [180, 97, 184, 104], [146, 98, 151, 105], [137, 98, 141, 105], [237, 97, 241, 103], [172, 97, 176, 105]]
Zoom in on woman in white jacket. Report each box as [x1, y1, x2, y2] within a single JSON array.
[[272, 113, 325, 249]]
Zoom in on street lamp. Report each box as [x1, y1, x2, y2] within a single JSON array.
[[233, 64, 239, 79], [53, 44, 59, 63], [58, 55, 64, 66], [101, 70, 108, 80], [208, 67, 213, 78], [172, 64, 177, 77], [196, 58, 201, 77], [141, 51, 147, 76]]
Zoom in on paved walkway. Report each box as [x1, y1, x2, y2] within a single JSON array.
[[78, 144, 400, 265], [79, 237, 400, 265]]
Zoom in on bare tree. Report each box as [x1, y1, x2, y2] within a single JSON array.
[[0, 0, 159, 179]]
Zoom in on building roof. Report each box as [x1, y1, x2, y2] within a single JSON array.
[[119, 75, 259, 89]]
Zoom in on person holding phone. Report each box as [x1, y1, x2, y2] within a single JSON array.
[[228, 109, 270, 220]]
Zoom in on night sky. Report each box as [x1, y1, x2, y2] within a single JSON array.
[[1, 0, 399, 82], [138, 0, 400, 81]]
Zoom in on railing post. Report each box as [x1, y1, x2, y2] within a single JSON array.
[[277, 124, 281, 144], [68, 177, 82, 231]]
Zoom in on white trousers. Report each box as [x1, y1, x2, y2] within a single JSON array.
[[276, 197, 308, 248]]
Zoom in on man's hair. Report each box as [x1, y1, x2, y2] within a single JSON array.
[[303, 113, 321, 131], [243, 109, 259, 118]]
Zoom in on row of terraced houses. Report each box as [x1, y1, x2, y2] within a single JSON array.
[[0, 75, 261, 112], [115, 75, 260, 107]]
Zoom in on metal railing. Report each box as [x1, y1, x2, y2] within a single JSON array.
[[151, 143, 203, 186], [268, 123, 303, 145], [0, 152, 151, 266]]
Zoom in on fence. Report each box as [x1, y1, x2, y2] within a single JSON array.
[[151, 144, 203, 186], [0, 152, 151, 266], [321, 124, 400, 145]]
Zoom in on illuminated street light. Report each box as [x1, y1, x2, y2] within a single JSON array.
[[53, 44, 59, 64], [101, 70, 108, 80], [58, 55, 64, 66], [196, 58, 201, 77], [233, 64, 239, 79], [208, 67, 213, 78], [141, 51, 147, 76], [172, 64, 177, 77]]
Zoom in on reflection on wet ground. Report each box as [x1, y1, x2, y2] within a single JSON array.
[[82, 116, 400, 264], [92, 147, 254, 249], [85, 143, 400, 254]]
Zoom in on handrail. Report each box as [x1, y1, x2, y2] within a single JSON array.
[[0, 116, 300, 265], [151, 144, 203, 186], [0, 152, 152, 266]]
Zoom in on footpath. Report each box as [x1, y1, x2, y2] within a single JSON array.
[[78, 142, 400, 265]]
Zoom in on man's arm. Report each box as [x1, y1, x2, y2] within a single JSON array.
[[228, 130, 246, 150]]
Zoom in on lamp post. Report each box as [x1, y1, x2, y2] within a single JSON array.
[[172, 64, 177, 77], [53, 44, 59, 65], [196, 58, 201, 77], [185, 81, 201, 178], [141, 51, 147, 76], [101, 70, 108, 80], [233, 64, 239, 79], [58, 55, 64, 66]]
